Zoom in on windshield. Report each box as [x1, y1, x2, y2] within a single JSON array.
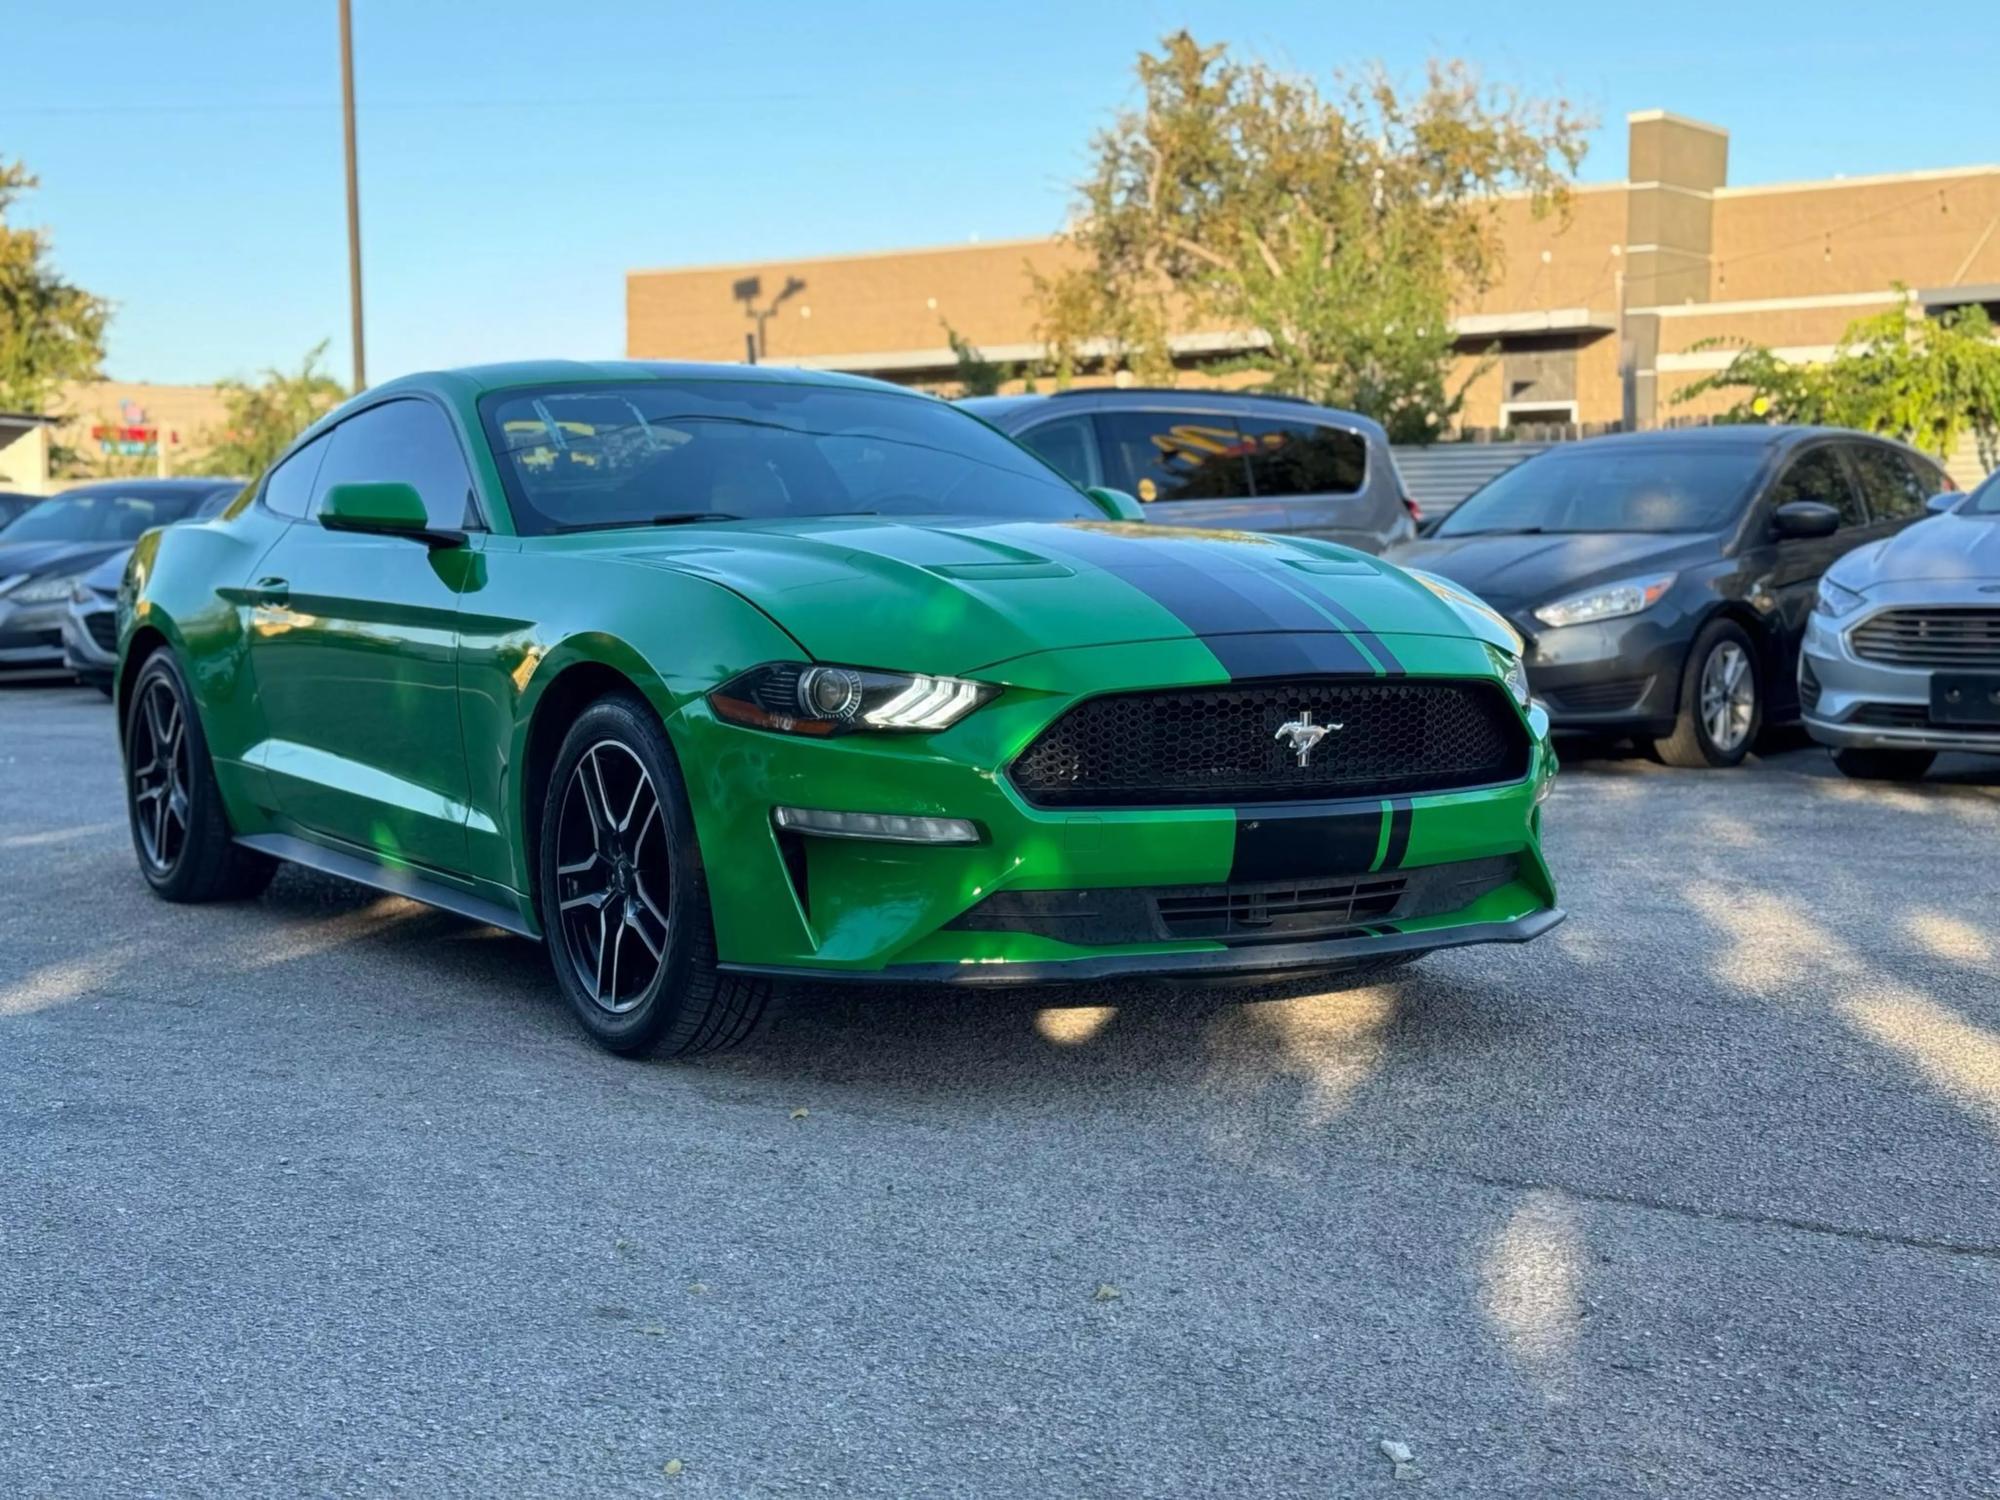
[[478, 380, 1097, 535], [1967, 473, 2000, 516], [0, 490, 205, 545], [1438, 448, 1761, 537]]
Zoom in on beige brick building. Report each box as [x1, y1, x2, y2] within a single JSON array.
[[627, 109, 2000, 472], [0, 381, 231, 494]]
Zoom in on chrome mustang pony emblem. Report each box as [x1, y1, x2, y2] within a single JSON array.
[[1274, 711, 1342, 766]]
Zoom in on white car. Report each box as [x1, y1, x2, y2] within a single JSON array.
[[1800, 471, 2000, 778]]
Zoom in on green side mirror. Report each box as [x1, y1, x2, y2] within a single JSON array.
[[319, 482, 461, 546], [1085, 486, 1147, 522]]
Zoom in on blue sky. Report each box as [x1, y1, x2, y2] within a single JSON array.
[[5, 1, 1995, 387]]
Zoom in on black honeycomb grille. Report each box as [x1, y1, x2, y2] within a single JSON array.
[[1010, 677, 1529, 808]]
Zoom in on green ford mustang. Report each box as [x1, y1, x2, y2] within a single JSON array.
[[117, 362, 1561, 1056]]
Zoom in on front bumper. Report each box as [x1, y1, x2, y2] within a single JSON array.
[[0, 596, 71, 677], [672, 632, 1561, 980], [1510, 607, 1690, 737], [61, 595, 118, 679], [1801, 592, 2000, 756]]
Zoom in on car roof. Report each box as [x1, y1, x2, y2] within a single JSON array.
[[50, 477, 242, 496], [959, 387, 1386, 436], [393, 359, 916, 400], [1542, 424, 1875, 452]]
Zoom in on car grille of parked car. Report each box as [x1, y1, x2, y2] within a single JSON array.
[[948, 855, 1520, 947], [0, 627, 62, 652], [1009, 678, 1530, 808], [85, 612, 117, 652], [1849, 701, 2000, 737], [1850, 608, 2000, 670]]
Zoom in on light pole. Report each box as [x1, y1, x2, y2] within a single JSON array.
[[339, 0, 366, 391]]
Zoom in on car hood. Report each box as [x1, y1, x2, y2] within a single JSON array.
[[1385, 530, 1712, 615], [1833, 513, 2000, 588], [81, 547, 134, 592], [609, 516, 1501, 675], [0, 538, 131, 581]]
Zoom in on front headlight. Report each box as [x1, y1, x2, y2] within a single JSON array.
[[9, 573, 82, 606], [1532, 573, 1676, 629], [1499, 651, 1531, 709], [710, 663, 996, 736], [1815, 576, 1866, 618]]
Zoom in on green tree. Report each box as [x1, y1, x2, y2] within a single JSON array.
[[1677, 292, 2000, 468], [0, 156, 110, 413], [944, 323, 1010, 397], [1034, 33, 1587, 441], [188, 342, 347, 476]]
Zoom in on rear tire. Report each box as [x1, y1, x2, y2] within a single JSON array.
[[124, 648, 275, 902], [537, 693, 775, 1058], [1830, 746, 1936, 781], [1651, 620, 1763, 769]]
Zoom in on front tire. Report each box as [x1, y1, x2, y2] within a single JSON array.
[[1651, 620, 1762, 769], [537, 694, 774, 1058], [124, 648, 275, 902], [1830, 746, 1935, 781]]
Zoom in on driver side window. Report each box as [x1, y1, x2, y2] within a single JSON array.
[[309, 399, 476, 529], [1768, 447, 1864, 530]]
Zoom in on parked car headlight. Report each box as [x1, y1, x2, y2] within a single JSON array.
[[9, 573, 83, 605], [0, 573, 26, 597], [710, 663, 997, 736], [1814, 576, 1866, 618], [1532, 573, 1676, 629]]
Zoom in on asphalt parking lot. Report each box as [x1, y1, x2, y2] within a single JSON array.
[[3, 683, 1998, 1498]]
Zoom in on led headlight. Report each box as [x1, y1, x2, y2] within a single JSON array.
[[1532, 573, 1676, 629], [1814, 576, 1866, 618], [1499, 652, 1531, 709], [9, 573, 82, 606], [711, 663, 996, 736]]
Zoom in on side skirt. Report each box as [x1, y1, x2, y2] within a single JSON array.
[[234, 831, 541, 939]]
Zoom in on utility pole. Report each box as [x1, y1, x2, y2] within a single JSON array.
[[339, 0, 366, 391]]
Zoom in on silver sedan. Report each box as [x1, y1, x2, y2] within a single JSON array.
[[1801, 471, 2000, 777]]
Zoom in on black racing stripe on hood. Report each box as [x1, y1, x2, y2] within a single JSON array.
[[1381, 797, 1414, 870], [1203, 632, 1374, 679], [1229, 802, 1384, 882], [1044, 527, 1372, 677], [1286, 583, 1406, 675]]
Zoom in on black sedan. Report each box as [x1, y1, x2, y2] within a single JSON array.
[[0, 478, 244, 679], [1387, 426, 1944, 766]]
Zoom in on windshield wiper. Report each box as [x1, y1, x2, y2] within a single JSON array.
[[554, 512, 741, 534]]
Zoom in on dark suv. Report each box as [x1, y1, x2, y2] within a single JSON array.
[[959, 389, 1417, 553]]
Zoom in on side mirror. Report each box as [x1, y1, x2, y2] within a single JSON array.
[[1084, 486, 1146, 523], [320, 482, 462, 547], [1771, 500, 1840, 540], [1925, 491, 1962, 516]]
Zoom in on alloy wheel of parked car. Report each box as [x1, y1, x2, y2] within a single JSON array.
[[553, 739, 673, 1015], [1652, 620, 1763, 769], [537, 695, 775, 1056], [123, 649, 275, 902], [129, 674, 191, 875], [1699, 642, 1756, 755]]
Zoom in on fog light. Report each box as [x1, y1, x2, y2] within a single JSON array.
[[772, 807, 982, 845]]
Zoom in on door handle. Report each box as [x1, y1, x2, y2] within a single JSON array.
[[249, 576, 290, 606]]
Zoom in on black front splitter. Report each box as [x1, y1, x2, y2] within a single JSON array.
[[718, 907, 1565, 988]]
